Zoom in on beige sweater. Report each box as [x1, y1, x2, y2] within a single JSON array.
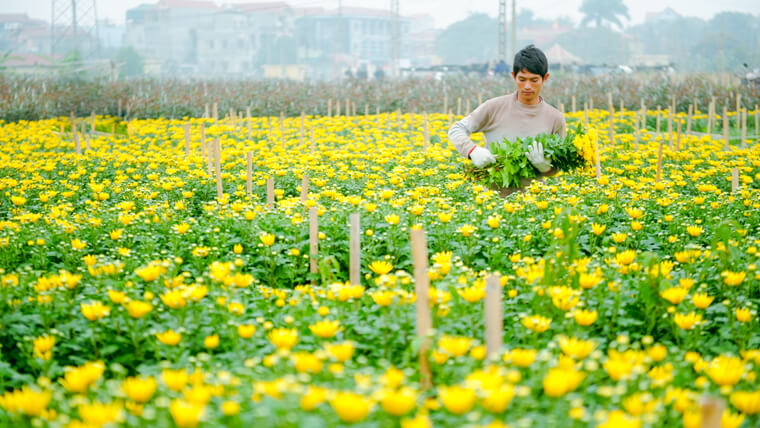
[[448, 92, 566, 158]]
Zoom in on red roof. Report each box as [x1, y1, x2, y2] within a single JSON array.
[[5, 53, 62, 66]]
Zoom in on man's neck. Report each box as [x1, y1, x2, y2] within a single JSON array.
[[517, 93, 541, 106]]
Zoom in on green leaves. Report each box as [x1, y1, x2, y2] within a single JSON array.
[[466, 125, 585, 189]]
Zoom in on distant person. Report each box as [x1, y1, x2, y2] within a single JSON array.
[[448, 45, 565, 171]]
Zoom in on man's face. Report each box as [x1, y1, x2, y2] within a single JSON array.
[[512, 69, 549, 105]]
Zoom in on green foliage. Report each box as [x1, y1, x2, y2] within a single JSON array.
[[465, 124, 584, 189], [434, 13, 497, 65]]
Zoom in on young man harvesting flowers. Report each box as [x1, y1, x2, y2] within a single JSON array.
[[449, 45, 566, 173]]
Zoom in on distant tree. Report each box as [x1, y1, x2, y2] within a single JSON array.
[[629, 17, 707, 71], [517, 9, 552, 30], [434, 13, 498, 65], [116, 46, 144, 78], [554, 26, 628, 65], [580, 0, 629, 30]]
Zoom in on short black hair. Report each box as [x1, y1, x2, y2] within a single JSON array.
[[513, 45, 548, 77]]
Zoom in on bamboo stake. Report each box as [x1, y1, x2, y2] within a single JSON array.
[[300, 175, 309, 203], [583, 103, 588, 126], [571, 95, 576, 113], [736, 94, 742, 128], [667, 108, 673, 149], [640, 100, 646, 132], [214, 138, 223, 200], [206, 140, 213, 176], [118, 99, 122, 118], [731, 167, 739, 193], [309, 207, 318, 275], [687, 105, 693, 135], [466, 99, 471, 115], [675, 119, 681, 152], [74, 129, 81, 155], [700, 396, 724, 428], [328, 99, 332, 117], [723, 106, 730, 150], [608, 106, 614, 146], [90, 111, 95, 133], [266, 177, 274, 210], [183, 124, 191, 157], [443, 94, 448, 115], [755, 105, 759, 139], [200, 123, 206, 157], [457, 97, 462, 116], [741, 109, 747, 149], [656, 106, 661, 133], [212, 102, 218, 123], [310, 126, 315, 154], [336, 99, 341, 116], [485, 274, 503, 358], [409, 228, 433, 389], [349, 213, 360, 286], [594, 136, 602, 180], [364, 104, 369, 118], [298, 112, 306, 146], [656, 139, 663, 182], [246, 152, 252, 196], [280, 111, 285, 150], [707, 101, 713, 135], [423, 112, 430, 149], [634, 111, 639, 150], [247, 107, 252, 140]]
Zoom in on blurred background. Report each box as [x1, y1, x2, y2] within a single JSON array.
[[1, 0, 759, 80]]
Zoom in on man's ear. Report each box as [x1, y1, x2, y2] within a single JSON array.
[[543, 73, 550, 82], [511, 71, 516, 80]]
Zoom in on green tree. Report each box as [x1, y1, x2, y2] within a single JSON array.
[[580, 0, 629, 30], [434, 13, 498, 65], [554, 26, 629, 65], [116, 46, 144, 78]]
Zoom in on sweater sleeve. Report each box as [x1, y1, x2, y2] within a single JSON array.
[[553, 113, 567, 138], [448, 101, 494, 158]]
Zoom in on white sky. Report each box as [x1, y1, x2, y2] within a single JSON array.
[[3, 0, 759, 28]]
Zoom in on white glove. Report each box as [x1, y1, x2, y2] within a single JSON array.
[[469, 146, 496, 168], [525, 141, 552, 173]]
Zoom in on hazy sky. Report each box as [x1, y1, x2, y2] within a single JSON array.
[[3, 0, 759, 28]]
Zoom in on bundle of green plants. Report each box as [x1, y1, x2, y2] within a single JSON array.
[[465, 122, 595, 189]]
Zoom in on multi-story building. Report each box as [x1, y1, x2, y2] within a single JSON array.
[[122, 0, 435, 78], [0, 13, 50, 54]]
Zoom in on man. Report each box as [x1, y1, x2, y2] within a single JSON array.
[[449, 45, 566, 173]]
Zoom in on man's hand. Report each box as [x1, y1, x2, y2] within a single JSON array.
[[469, 146, 496, 168], [525, 141, 552, 173]]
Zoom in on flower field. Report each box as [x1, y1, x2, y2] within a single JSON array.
[[0, 106, 759, 427]]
